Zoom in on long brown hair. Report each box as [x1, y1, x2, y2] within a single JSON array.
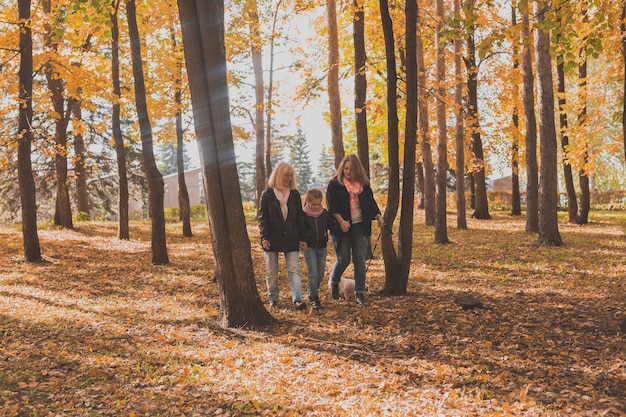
[[336, 154, 370, 186]]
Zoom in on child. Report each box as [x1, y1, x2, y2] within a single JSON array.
[[302, 188, 337, 310], [258, 162, 308, 311]]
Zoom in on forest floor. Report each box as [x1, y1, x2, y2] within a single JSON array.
[[0, 210, 625, 416]]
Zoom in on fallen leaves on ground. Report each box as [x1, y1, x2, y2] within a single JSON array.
[[0, 212, 624, 416]]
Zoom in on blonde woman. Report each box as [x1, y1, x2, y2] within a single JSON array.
[[326, 155, 384, 306], [258, 162, 308, 310]]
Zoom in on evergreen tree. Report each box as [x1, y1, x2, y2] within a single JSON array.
[[156, 142, 191, 176], [288, 129, 313, 193], [236, 159, 256, 202], [316, 144, 336, 185]]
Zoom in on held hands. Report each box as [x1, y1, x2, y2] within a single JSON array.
[[339, 219, 351, 233], [299, 241, 308, 251], [261, 240, 270, 250]]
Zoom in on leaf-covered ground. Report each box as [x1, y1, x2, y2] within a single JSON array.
[[0, 211, 624, 416]]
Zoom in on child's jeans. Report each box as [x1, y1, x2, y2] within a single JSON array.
[[303, 247, 327, 300]]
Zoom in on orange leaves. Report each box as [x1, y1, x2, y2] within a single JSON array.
[[1, 216, 626, 415]]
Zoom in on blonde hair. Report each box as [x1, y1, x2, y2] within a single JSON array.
[[268, 162, 298, 190], [305, 188, 323, 203], [336, 154, 370, 186]]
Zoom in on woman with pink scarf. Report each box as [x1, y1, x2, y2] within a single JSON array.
[[326, 155, 384, 306], [258, 162, 308, 311]]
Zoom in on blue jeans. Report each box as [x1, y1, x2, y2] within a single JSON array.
[[265, 251, 303, 303], [303, 247, 327, 300], [330, 222, 367, 294]]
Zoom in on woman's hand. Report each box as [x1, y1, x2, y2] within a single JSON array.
[[340, 219, 350, 233], [262, 240, 270, 250], [376, 214, 384, 228], [299, 241, 308, 251]]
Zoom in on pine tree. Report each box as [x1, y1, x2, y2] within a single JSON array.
[[316, 144, 336, 185], [288, 129, 313, 193], [236, 160, 256, 202]]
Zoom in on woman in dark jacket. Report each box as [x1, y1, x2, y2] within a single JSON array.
[[326, 154, 384, 306], [258, 162, 308, 310]]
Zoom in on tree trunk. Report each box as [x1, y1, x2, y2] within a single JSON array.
[[534, 0, 562, 246], [521, 3, 539, 233], [353, 0, 369, 176], [556, 55, 578, 222], [465, 28, 490, 220], [396, 0, 417, 288], [18, 0, 41, 262], [327, 0, 344, 168], [265, 0, 283, 177], [171, 27, 192, 237], [510, 3, 521, 216], [111, 0, 130, 240], [576, 2, 590, 225], [247, 0, 266, 208], [353, 0, 373, 258], [378, 0, 400, 293], [416, 161, 425, 209], [622, 0, 626, 163], [43, 0, 73, 229], [434, 0, 448, 244], [416, 21, 436, 225], [127, 0, 169, 264], [177, 0, 274, 328], [454, 0, 467, 229], [71, 98, 90, 215]]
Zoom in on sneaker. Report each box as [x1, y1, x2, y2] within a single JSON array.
[[310, 297, 322, 310], [293, 300, 306, 311], [330, 282, 339, 300], [269, 300, 278, 309], [355, 293, 368, 307]]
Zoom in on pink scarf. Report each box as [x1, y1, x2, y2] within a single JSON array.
[[303, 203, 324, 218], [273, 187, 290, 220], [343, 180, 363, 213]]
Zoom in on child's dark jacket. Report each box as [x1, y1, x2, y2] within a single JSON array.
[[303, 209, 339, 249]]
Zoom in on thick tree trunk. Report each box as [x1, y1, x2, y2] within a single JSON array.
[[466, 30, 490, 220], [18, 0, 41, 262], [326, 0, 344, 168], [521, 4, 539, 233], [434, 0, 448, 244], [510, 3, 521, 216], [43, 0, 73, 229], [556, 57, 578, 222], [111, 0, 130, 240], [177, 0, 274, 328], [378, 0, 400, 293], [71, 99, 90, 215], [127, 0, 169, 264], [416, 23, 436, 225], [534, 0, 562, 246], [454, 0, 467, 229]]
